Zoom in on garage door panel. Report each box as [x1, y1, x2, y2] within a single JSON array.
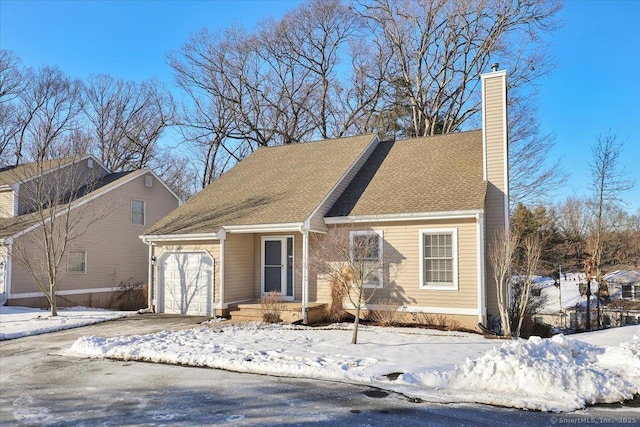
[[159, 252, 213, 316]]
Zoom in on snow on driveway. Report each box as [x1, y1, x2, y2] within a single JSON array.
[[66, 321, 640, 413], [0, 305, 133, 340]]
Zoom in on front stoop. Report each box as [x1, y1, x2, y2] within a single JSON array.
[[228, 302, 327, 324]]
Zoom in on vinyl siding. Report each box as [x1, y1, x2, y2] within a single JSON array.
[[0, 189, 14, 218], [223, 233, 255, 303], [9, 172, 179, 302], [315, 219, 480, 313], [482, 72, 509, 321]]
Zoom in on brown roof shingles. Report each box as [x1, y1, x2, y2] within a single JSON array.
[[145, 134, 377, 235], [326, 130, 486, 217]]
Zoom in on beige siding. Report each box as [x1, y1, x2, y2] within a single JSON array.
[[0, 189, 15, 218], [315, 219, 480, 315], [482, 72, 509, 321], [153, 241, 221, 303], [307, 136, 378, 232], [223, 233, 255, 303], [8, 172, 179, 307], [253, 232, 303, 299]]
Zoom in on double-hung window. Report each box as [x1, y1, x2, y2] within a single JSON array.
[[350, 230, 384, 288], [419, 228, 458, 290], [68, 251, 87, 274], [131, 200, 145, 225]]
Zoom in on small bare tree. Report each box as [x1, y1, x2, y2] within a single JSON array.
[[491, 230, 542, 337], [490, 230, 518, 337], [586, 132, 635, 328], [9, 156, 108, 316], [512, 236, 542, 337], [310, 225, 398, 344]]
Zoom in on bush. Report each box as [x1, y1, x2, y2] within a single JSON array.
[[109, 280, 147, 311], [259, 292, 285, 323], [367, 298, 402, 326]]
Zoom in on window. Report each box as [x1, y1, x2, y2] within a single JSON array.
[[419, 229, 458, 290], [131, 200, 145, 225], [350, 230, 383, 288], [68, 251, 86, 274]]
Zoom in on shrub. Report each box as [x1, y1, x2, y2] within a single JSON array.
[[110, 280, 147, 311], [367, 298, 402, 326], [259, 291, 285, 323]]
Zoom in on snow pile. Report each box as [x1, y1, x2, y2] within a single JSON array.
[[66, 321, 640, 412], [0, 305, 132, 340], [402, 334, 638, 412]]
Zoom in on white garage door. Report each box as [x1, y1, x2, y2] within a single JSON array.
[[158, 252, 214, 316]]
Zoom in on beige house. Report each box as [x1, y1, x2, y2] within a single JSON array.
[[0, 155, 180, 308], [142, 68, 509, 330]]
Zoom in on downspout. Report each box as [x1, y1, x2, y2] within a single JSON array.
[[301, 229, 309, 324], [476, 213, 486, 325], [218, 229, 226, 316], [0, 238, 11, 306]]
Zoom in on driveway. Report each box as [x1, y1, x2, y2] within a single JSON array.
[[1, 314, 637, 426]]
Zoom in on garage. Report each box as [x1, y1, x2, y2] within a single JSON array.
[[157, 251, 214, 316]]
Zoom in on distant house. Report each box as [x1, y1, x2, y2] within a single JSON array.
[[141, 68, 509, 330], [0, 155, 181, 308]]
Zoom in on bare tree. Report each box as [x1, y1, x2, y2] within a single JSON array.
[[555, 197, 590, 268], [83, 74, 175, 172], [585, 132, 635, 328], [310, 225, 398, 344], [355, 0, 563, 205], [489, 229, 519, 337], [10, 66, 84, 164], [0, 50, 26, 164], [490, 230, 542, 337], [9, 156, 108, 316], [511, 235, 541, 337]]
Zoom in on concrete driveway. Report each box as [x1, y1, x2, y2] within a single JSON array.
[[1, 314, 637, 426]]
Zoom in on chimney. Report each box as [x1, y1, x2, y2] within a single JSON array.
[[481, 65, 509, 326], [481, 66, 509, 229]]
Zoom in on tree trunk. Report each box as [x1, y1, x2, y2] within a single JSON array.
[[50, 282, 58, 317], [351, 285, 364, 344], [585, 284, 591, 331]]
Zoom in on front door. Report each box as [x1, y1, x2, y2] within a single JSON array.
[[262, 237, 294, 299]]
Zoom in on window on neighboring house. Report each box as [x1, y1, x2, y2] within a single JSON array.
[[68, 251, 86, 274], [131, 200, 145, 225], [420, 229, 458, 290], [350, 230, 384, 288]]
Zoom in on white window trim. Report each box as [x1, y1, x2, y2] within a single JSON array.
[[419, 228, 458, 291], [67, 250, 87, 274], [131, 199, 146, 226], [349, 230, 384, 289]]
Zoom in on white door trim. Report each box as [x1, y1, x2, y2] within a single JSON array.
[[261, 236, 294, 301]]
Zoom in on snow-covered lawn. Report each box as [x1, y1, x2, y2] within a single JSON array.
[[66, 321, 640, 413], [0, 305, 132, 340]]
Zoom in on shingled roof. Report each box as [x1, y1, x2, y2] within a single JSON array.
[[145, 134, 377, 235], [0, 156, 83, 186], [326, 130, 486, 218]]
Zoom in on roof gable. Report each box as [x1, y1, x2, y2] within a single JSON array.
[[0, 169, 165, 240], [326, 130, 486, 218], [145, 134, 378, 235]]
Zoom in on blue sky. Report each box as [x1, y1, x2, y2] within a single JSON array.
[[1, 0, 638, 211]]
